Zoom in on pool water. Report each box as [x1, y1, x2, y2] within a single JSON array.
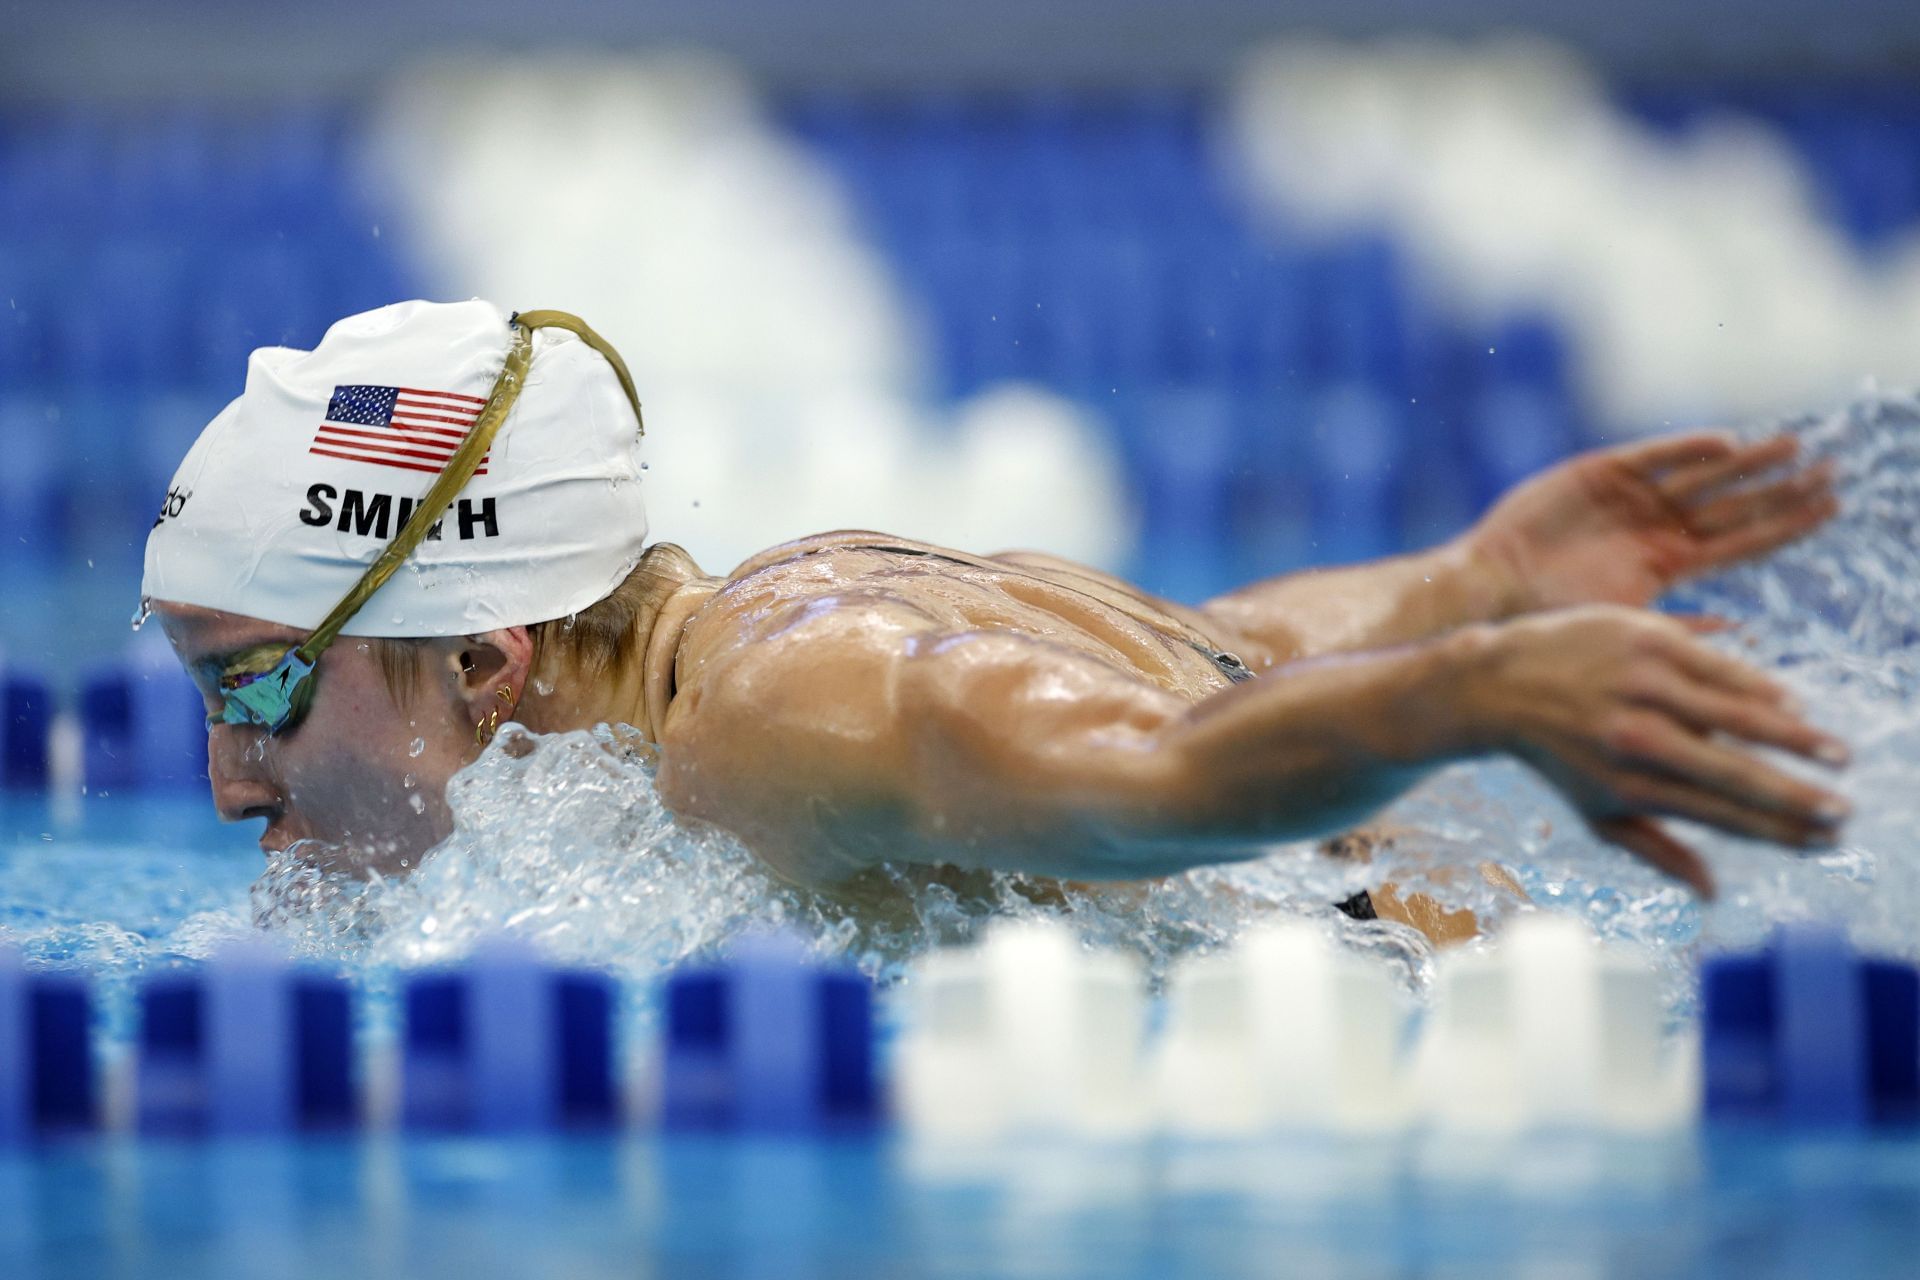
[[0, 797, 253, 968], [3, 397, 1920, 1275], [5, 1130, 1920, 1278], [8, 397, 1920, 1007]]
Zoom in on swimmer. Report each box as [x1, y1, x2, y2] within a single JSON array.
[[145, 301, 1849, 937]]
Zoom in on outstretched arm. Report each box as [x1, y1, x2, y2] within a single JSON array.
[[1200, 538, 1514, 667], [1202, 431, 1838, 664], [657, 591, 1848, 899]]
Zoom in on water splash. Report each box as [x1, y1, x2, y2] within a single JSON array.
[[240, 391, 1920, 1010], [250, 720, 1414, 991]]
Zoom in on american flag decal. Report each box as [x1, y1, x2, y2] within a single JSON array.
[[308, 385, 490, 476]]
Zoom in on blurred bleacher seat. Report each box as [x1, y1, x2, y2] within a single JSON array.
[[786, 89, 1613, 596], [1, 77, 1916, 665], [0, 104, 416, 678]]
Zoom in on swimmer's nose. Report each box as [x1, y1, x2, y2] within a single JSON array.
[[207, 725, 282, 824]]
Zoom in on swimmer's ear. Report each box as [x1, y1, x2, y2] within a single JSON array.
[[441, 627, 535, 725]]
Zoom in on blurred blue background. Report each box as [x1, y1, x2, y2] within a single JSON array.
[[3, 0, 1920, 681]]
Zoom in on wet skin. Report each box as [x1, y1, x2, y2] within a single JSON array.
[[156, 430, 1850, 929], [158, 608, 525, 874]]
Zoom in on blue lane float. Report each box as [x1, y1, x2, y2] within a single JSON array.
[[77, 667, 137, 795], [135, 942, 355, 1136], [11, 922, 1920, 1146], [0, 669, 52, 791], [79, 640, 207, 794], [126, 637, 213, 790], [0, 948, 95, 1142], [1702, 925, 1920, 1128], [401, 941, 619, 1134], [660, 932, 880, 1134]]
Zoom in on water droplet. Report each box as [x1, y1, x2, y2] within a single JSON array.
[[408, 793, 425, 814], [409, 738, 426, 758], [129, 597, 153, 631], [533, 678, 555, 697], [402, 773, 416, 789]]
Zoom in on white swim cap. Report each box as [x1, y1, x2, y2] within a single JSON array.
[[141, 299, 648, 637]]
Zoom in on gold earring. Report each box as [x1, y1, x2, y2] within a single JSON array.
[[476, 687, 516, 746]]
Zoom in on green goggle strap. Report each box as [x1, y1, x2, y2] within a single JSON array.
[[213, 308, 645, 733]]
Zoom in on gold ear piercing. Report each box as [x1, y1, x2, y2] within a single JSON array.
[[475, 686, 517, 747]]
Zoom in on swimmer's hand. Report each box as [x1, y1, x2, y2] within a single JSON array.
[[1465, 431, 1838, 616], [1454, 606, 1851, 898]]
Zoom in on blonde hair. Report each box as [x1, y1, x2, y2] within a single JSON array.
[[372, 542, 703, 705]]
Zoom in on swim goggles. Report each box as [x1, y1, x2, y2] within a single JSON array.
[[204, 309, 644, 736]]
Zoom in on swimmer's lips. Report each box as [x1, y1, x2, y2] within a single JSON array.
[[250, 808, 296, 855]]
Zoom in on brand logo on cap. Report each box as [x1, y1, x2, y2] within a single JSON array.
[[152, 486, 192, 529]]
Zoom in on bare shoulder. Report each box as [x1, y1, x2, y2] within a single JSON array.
[[652, 530, 1201, 889], [681, 530, 950, 658], [984, 547, 1223, 626], [721, 529, 1245, 647], [719, 528, 921, 584], [654, 571, 935, 887]]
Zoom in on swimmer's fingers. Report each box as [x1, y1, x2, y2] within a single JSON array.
[[1655, 434, 1801, 503], [1693, 486, 1841, 569], [1631, 668, 1848, 765], [1669, 613, 1736, 636], [1612, 430, 1739, 479], [1588, 814, 1715, 899], [1684, 457, 1836, 535], [1651, 625, 1791, 704], [1604, 763, 1843, 856], [1602, 715, 1848, 838]]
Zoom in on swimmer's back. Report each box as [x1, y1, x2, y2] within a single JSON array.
[[654, 529, 1260, 886], [701, 529, 1258, 702]]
